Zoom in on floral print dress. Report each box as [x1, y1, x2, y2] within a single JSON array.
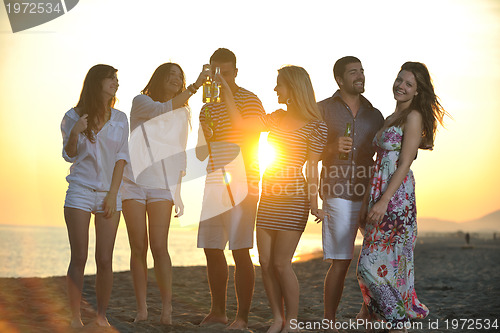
[[357, 126, 429, 325]]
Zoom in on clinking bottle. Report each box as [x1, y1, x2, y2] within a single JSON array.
[[211, 67, 221, 103], [339, 122, 352, 160], [202, 64, 212, 103], [202, 66, 221, 103]]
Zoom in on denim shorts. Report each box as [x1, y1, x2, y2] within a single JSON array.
[[64, 182, 122, 213]]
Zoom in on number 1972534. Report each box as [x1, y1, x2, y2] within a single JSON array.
[[444, 318, 498, 330], [6, 2, 63, 14]]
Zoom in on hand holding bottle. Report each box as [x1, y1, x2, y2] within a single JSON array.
[[196, 64, 211, 89], [338, 137, 353, 154], [338, 123, 352, 160]]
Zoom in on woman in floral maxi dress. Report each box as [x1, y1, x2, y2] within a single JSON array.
[[357, 62, 447, 332]]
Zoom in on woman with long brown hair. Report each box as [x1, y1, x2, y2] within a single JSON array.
[[357, 62, 448, 333], [121, 63, 207, 324], [61, 64, 129, 327]]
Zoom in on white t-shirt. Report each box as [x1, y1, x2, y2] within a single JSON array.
[[61, 108, 130, 191]]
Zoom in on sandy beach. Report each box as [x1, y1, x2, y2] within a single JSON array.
[[1, 235, 499, 333]]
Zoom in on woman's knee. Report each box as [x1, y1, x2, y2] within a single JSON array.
[[70, 252, 88, 268], [130, 241, 148, 259], [259, 255, 274, 273], [272, 259, 292, 276], [150, 241, 168, 260], [95, 253, 113, 270]]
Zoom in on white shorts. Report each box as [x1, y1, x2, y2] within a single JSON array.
[[120, 177, 173, 205], [197, 194, 258, 251], [322, 197, 362, 260], [64, 182, 122, 213]]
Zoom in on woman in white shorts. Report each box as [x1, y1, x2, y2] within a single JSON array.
[[121, 63, 207, 324], [61, 64, 129, 328]]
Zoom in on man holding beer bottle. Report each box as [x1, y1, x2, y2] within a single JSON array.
[[196, 48, 265, 329], [318, 56, 384, 329]]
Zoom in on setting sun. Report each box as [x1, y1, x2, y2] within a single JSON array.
[[258, 133, 276, 176]]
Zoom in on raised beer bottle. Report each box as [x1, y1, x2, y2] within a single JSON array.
[[202, 64, 212, 103], [211, 67, 221, 103], [339, 122, 352, 160]]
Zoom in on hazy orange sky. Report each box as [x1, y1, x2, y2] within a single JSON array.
[[1, 0, 499, 228]]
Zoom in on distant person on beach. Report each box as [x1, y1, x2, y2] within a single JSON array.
[[318, 56, 383, 328], [465, 232, 470, 245], [61, 64, 129, 328], [195, 48, 265, 329], [121, 63, 207, 324], [357, 62, 447, 332], [218, 65, 327, 333]]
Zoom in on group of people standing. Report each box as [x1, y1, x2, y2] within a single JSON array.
[[61, 48, 446, 332]]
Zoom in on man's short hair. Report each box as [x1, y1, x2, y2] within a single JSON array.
[[333, 56, 361, 79], [210, 48, 237, 68]]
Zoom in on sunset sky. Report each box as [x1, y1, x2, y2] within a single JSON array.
[[1, 0, 499, 228]]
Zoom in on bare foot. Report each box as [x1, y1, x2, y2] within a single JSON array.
[[160, 305, 172, 325], [200, 312, 228, 326], [70, 318, 84, 328], [265, 318, 284, 333], [134, 309, 148, 323], [95, 315, 111, 327], [356, 302, 371, 320], [228, 317, 248, 330], [281, 319, 300, 333], [356, 303, 375, 333]]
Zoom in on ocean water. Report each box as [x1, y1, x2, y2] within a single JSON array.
[[0, 224, 331, 278]]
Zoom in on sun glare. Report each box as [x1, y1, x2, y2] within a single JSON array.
[[258, 133, 276, 176]]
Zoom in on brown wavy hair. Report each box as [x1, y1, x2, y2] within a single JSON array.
[[75, 64, 117, 143], [141, 63, 186, 103], [387, 62, 448, 150]]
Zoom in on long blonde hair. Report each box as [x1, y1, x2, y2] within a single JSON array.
[[278, 66, 322, 121]]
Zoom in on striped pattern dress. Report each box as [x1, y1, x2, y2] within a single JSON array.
[[256, 110, 328, 232], [199, 87, 265, 193]]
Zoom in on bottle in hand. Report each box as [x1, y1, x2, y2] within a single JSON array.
[[339, 122, 352, 160], [211, 67, 221, 103], [202, 64, 212, 103]]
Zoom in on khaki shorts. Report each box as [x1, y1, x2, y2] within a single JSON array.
[[197, 194, 258, 250]]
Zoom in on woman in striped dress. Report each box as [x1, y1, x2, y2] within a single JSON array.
[[219, 65, 327, 333]]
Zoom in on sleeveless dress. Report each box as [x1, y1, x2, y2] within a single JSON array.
[[256, 110, 327, 232], [357, 126, 429, 325]]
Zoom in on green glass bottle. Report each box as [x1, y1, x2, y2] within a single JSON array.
[[203, 106, 215, 140], [339, 122, 352, 160]]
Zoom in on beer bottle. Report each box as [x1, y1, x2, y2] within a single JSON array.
[[339, 122, 352, 160], [202, 64, 212, 103], [203, 106, 215, 140], [211, 67, 221, 103]]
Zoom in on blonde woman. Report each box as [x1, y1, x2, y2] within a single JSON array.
[[219, 65, 327, 333]]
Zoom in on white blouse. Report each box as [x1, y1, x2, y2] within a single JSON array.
[[61, 108, 130, 191], [124, 95, 189, 189]]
